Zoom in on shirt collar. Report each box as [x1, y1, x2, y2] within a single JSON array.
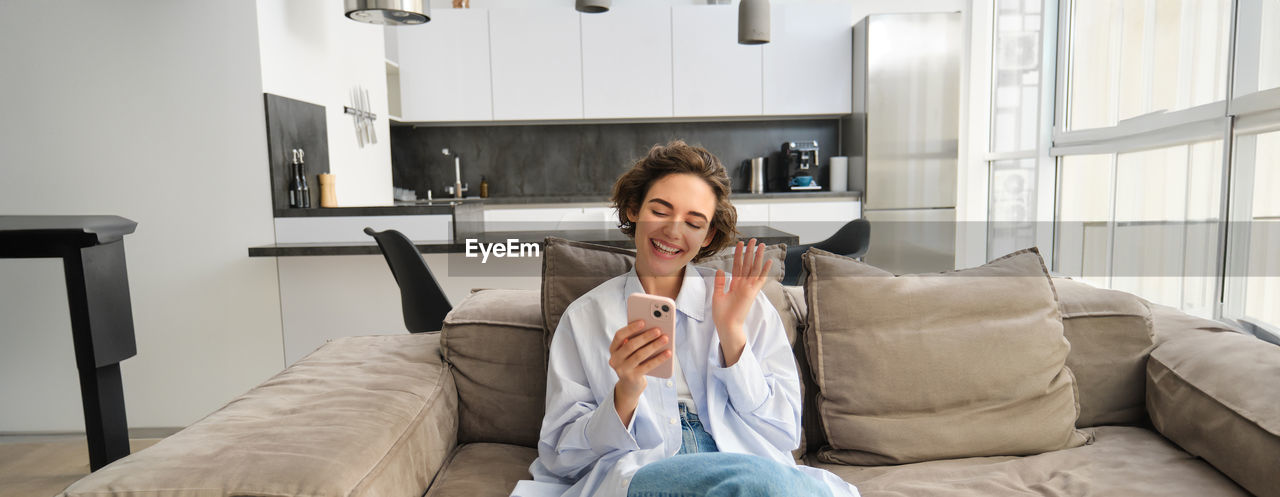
[[622, 263, 707, 322]]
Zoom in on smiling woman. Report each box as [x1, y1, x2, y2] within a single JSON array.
[[515, 141, 857, 497]]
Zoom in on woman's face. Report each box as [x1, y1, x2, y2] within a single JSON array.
[[628, 173, 718, 278]]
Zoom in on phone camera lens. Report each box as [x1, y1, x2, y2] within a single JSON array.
[[653, 310, 661, 318], [661, 304, 670, 312]]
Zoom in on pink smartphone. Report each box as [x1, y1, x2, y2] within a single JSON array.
[[626, 293, 676, 379]]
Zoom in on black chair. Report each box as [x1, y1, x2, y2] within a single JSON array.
[[782, 218, 871, 286], [364, 227, 452, 333]]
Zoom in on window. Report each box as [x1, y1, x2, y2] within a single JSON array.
[[986, 0, 1047, 261], [1054, 154, 1112, 288], [1227, 129, 1280, 329], [1066, 0, 1230, 131], [1049, 0, 1279, 330], [1110, 142, 1221, 316]]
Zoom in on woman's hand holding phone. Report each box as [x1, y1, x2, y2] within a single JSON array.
[[712, 238, 774, 367], [608, 319, 671, 426]]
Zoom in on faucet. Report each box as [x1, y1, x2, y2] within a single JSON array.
[[442, 148, 467, 198]]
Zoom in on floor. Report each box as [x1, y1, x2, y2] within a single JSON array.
[[0, 429, 177, 497]]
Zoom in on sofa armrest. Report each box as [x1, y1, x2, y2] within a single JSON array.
[[442, 288, 546, 448], [61, 333, 460, 497], [1147, 330, 1280, 497]]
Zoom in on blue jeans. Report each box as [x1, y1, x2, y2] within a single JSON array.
[[628, 403, 832, 497], [677, 403, 718, 455]]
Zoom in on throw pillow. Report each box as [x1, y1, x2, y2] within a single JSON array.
[[803, 247, 1090, 465]]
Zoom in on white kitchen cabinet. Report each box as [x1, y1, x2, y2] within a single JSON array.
[[762, 4, 853, 115], [581, 6, 673, 119], [489, 9, 583, 120], [672, 5, 763, 117], [397, 9, 493, 121], [733, 203, 771, 227], [766, 199, 860, 244]]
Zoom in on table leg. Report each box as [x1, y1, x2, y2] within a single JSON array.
[[76, 363, 130, 471], [63, 241, 136, 471]]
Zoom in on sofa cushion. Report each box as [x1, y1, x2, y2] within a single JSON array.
[[784, 284, 825, 463], [425, 443, 537, 497], [1147, 301, 1243, 344], [807, 426, 1249, 496], [442, 289, 546, 448], [1147, 329, 1280, 497], [540, 237, 636, 343], [803, 247, 1089, 465], [59, 334, 458, 497], [539, 237, 794, 345], [1053, 277, 1155, 427]]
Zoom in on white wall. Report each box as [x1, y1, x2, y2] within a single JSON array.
[[0, 0, 285, 431], [257, 0, 394, 207]]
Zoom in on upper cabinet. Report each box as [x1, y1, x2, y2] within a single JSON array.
[[581, 6, 673, 119], [672, 5, 763, 117], [489, 9, 583, 120], [393, 5, 852, 123], [397, 9, 492, 121], [763, 4, 853, 115]]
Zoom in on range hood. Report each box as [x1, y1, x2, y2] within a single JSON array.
[[344, 0, 429, 26]]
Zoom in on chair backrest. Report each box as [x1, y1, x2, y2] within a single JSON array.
[[782, 218, 871, 285], [813, 218, 871, 259], [363, 227, 452, 333]]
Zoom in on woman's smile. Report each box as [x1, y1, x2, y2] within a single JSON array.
[[650, 238, 684, 258]]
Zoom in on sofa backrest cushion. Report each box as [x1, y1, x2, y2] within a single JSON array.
[[802, 247, 1090, 465], [784, 284, 827, 462], [1053, 278, 1155, 427], [442, 289, 546, 448], [540, 237, 636, 345], [1147, 329, 1280, 497]]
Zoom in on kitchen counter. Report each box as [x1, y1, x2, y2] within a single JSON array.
[[247, 225, 798, 257], [270, 190, 861, 217]]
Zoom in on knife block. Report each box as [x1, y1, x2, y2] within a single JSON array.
[[318, 174, 337, 208]]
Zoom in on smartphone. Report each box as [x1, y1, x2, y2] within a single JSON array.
[[626, 293, 676, 379]]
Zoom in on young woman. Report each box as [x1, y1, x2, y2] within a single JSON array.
[[517, 141, 858, 497]]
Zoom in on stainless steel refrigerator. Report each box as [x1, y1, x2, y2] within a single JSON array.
[[843, 12, 962, 274]]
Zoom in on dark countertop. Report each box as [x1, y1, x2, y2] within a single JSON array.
[[248, 225, 798, 257], [271, 191, 861, 218], [273, 204, 458, 217], [447, 190, 861, 205]]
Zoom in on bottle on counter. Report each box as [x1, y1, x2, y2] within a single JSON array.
[[289, 149, 302, 208], [480, 175, 489, 198], [298, 149, 311, 208]]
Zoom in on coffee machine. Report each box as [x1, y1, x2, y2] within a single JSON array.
[[781, 141, 821, 191]]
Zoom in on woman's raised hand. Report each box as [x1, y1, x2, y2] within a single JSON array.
[[608, 320, 670, 426], [711, 238, 773, 366]]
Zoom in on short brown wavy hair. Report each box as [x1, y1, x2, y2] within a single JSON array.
[[611, 140, 739, 261]]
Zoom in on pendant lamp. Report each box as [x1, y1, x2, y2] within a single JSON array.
[[344, 0, 429, 25], [738, 0, 770, 45], [575, 0, 611, 14]]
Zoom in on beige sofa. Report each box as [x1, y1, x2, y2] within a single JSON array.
[[60, 249, 1279, 497]]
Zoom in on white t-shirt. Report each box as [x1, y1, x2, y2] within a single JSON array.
[[672, 347, 696, 413]]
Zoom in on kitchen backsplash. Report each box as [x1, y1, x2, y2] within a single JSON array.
[[390, 119, 841, 199]]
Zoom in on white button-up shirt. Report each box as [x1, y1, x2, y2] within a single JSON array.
[[511, 264, 859, 497]]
